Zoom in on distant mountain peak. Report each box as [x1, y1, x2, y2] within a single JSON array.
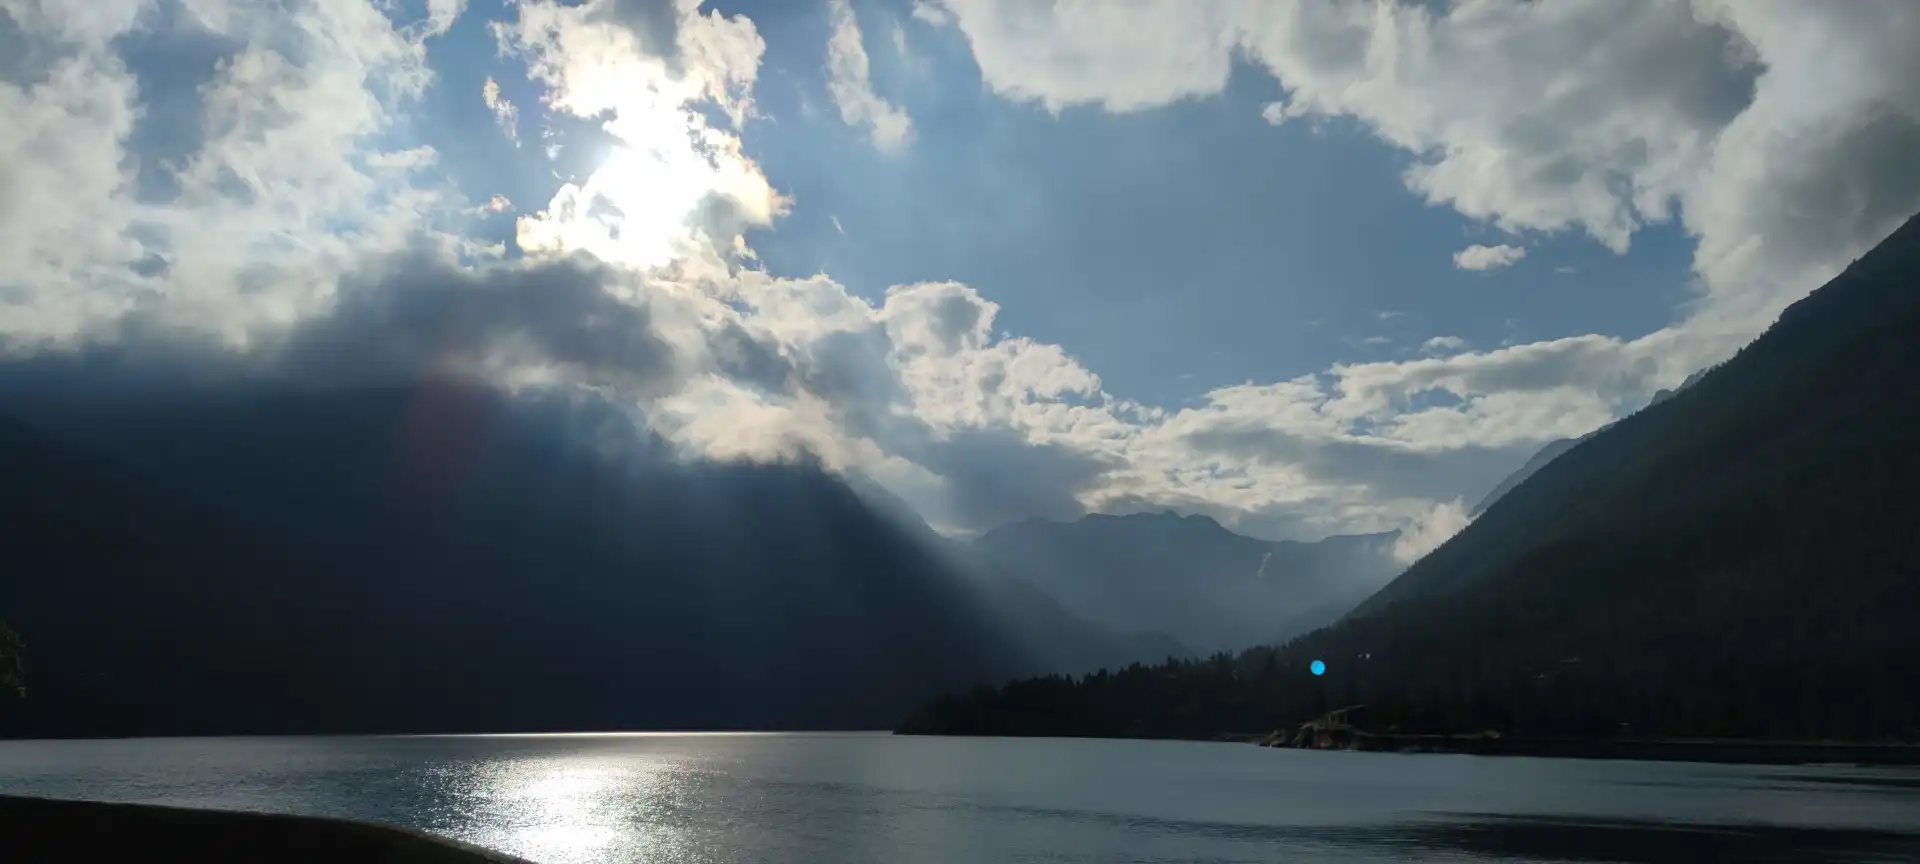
[[973, 509, 1405, 653]]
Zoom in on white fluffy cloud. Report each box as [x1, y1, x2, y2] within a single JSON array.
[[1392, 499, 1473, 566], [481, 76, 519, 141], [933, 0, 1920, 341], [0, 0, 453, 348], [424, 0, 467, 37], [1453, 244, 1526, 271], [825, 0, 915, 152], [910, 0, 953, 28]]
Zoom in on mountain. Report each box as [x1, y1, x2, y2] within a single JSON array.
[[1646, 367, 1713, 409], [902, 210, 1920, 742], [0, 366, 1165, 737], [972, 512, 1401, 653], [1469, 437, 1581, 517], [1469, 368, 1713, 517]]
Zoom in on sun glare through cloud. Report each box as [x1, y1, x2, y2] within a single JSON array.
[[502, 0, 783, 273]]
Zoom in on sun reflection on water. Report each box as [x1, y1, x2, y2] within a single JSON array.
[[436, 755, 707, 864]]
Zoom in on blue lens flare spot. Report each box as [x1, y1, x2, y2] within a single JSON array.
[[1309, 659, 1326, 676]]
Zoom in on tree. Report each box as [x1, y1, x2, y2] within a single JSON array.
[[0, 620, 22, 699]]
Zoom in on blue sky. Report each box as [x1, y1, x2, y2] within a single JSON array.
[[4, 0, 1918, 554], [426, 0, 1698, 409]]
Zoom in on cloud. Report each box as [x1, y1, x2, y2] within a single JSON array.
[[1392, 499, 1473, 565], [572, 0, 686, 73], [825, 0, 914, 153], [425, 0, 467, 37], [275, 253, 682, 395], [1421, 336, 1467, 355], [497, 0, 783, 271], [1453, 243, 1527, 271], [911, 0, 954, 28], [936, 0, 1920, 351], [482, 77, 519, 141], [0, 0, 452, 348]]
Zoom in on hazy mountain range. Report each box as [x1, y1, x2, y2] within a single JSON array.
[[971, 513, 1400, 654]]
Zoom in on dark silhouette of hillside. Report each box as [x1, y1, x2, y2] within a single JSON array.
[[973, 512, 1400, 653], [1469, 437, 1578, 518], [0, 370, 1166, 737], [1469, 368, 1711, 517], [901, 210, 1920, 742]]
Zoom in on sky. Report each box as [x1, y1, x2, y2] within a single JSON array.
[[3, 0, 1918, 560]]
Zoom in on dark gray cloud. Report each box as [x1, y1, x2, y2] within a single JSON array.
[[910, 428, 1114, 532], [708, 319, 796, 396], [1181, 423, 1530, 505], [795, 326, 907, 440], [276, 252, 680, 394], [589, 0, 683, 71]]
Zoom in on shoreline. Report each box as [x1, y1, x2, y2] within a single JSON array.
[[1214, 733, 1920, 766], [880, 730, 1920, 767], [0, 794, 529, 864]]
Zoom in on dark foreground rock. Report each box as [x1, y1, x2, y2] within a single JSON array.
[[0, 795, 527, 864]]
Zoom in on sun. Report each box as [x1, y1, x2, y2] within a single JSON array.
[[518, 107, 724, 271]]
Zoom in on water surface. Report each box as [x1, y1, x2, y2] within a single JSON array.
[[3, 733, 1917, 863]]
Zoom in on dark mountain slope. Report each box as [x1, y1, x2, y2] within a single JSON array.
[[1469, 437, 1580, 518], [0, 371, 1162, 737], [1470, 368, 1711, 517], [974, 512, 1400, 653], [902, 211, 1920, 741], [1362, 210, 1920, 613]]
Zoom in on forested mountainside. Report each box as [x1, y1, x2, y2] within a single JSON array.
[[900, 210, 1920, 742], [0, 369, 1164, 737], [972, 513, 1400, 653]]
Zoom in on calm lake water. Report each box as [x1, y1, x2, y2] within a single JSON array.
[[3, 733, 1919, 863]]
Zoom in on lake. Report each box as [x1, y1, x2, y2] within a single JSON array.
[[2, 733, 1918, 863]]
